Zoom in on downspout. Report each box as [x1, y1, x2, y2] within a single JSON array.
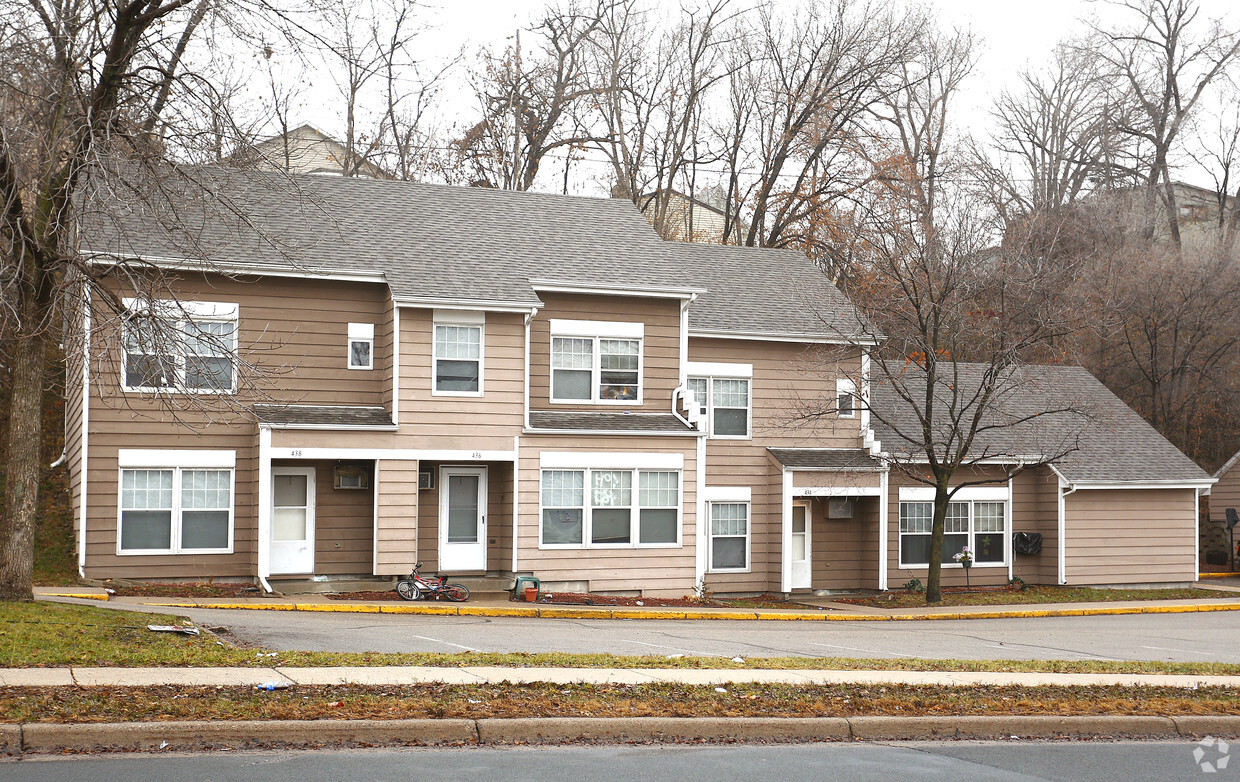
[[1058, 476, 1077, 586], [78, 288, 91, 579], [878, 465, 889, 591], [50, 451, 67, 469]]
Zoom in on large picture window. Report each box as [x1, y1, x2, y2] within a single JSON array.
[[540, 467, 680, 547], [899, 497, 1007, 567], [549, 320, 643, 403], [123, 300, 237, 393], [687, 376, 751, 438], [119, 465, 233, 554]]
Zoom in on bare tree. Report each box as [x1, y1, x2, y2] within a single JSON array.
[[1092, 0, 1240, 246], [454, 1, 612, 190], [976, 41, 1142, 223], [717, 0, 923, 255]]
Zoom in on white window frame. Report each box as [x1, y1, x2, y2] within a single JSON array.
[[836, 378, 857, 418], [122, 299, 238, 394], [707, 500, 751, 573], [347, 322, 374, 370], [897, 486, 1009, 568], [538, 466, 682, 549], [687, 374, 752, 439], [115, 449, 236, 556], [432, 310, 485, 397], [549, 319, 644, 405]]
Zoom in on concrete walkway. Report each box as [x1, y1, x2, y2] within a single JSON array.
[[2, 664, 1237, 689], [36, 586, 1240, 622]]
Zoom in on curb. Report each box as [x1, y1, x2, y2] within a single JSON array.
[[6, 715, 1240, 754], [133, 599, 1240, 622], [38, 591, 109, 601]]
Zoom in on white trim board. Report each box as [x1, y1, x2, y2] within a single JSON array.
[[702, 486, 752, 502], [270, 447, 517, 462], [118, 449, 236, 468], [687, 361, 753, 379], [793, 486, 882, 498], [539, 451, 684, 470], [549, 318, 644, 340], [899, 486, 1009, 501]]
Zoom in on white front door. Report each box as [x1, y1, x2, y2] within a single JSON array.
[[439, 466, 487, 571], [271, 467, 316, 575], [791, 501, 811, 589]]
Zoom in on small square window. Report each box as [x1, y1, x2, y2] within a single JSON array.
[[348, 323, 374, 370], [836, 379, 856, 418]]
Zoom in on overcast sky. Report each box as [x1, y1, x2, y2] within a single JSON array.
[[273, 0, 1239, 192]]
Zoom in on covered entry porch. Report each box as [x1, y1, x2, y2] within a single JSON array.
[[256, 428, 518, 591], [769, 448, 888, 594]]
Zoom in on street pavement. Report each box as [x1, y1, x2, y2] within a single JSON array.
[[87, 600, 1240, 662], [0, 741, 1229, 782]]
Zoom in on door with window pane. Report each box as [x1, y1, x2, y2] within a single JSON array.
[[791, 502, 811, 588], [439, 467, 487, 571], [271, 467, 315, 574]]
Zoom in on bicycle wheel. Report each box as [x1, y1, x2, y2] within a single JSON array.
[[395, 579, 421, 601], [443, 584, 470, 602]]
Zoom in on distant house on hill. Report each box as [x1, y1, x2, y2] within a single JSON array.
[[229, 123, 388, 179], [638, 187, 743, 244]]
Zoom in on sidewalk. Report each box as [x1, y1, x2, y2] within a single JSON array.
[[36, 586, 1240, 622], [2, 664, 1238, 689]]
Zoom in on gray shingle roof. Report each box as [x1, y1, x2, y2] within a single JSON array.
[[767, 448, 882, 469], [254, 404, 395, 428], [82, 168, 866, 339], [528, 411, 696, 433], [868, 363, 1210, 484]]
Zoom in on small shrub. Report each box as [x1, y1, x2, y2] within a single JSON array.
[[1009, 576, 1027, 592], [902, 578, 925, 594]]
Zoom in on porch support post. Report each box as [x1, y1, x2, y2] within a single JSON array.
[[694, 432, 707, 589], [878, 468, 889, 591], [512, 435, 520, 575], [372, 459, 382, 576], [257, 425, 273, 592], [780, 468, 793, 593]]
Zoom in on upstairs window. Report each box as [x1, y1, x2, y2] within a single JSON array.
[[434, 313, 484, 395], [348, 323, 374, 370], [549, 319, 643, 404], [836, 378, 857, 418], [687, 376, 751, 438], [123, 300, 237, 393]]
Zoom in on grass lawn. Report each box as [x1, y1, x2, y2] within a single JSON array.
[[3, 682, 1237, 723], [6, 601, 1240, 677], [838, 585, 1233, 609]]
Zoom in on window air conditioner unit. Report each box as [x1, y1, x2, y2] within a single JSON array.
[[333, 464, 370, 490], [827, 497, 855, 519], [418, 469, 435, 490]]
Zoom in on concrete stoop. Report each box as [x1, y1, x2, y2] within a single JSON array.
[[5, 715, 1240, 755]]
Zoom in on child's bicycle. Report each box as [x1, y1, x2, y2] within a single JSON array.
[[395, 562, 470, 602]]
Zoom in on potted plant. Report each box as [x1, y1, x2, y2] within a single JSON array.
[[952, 546, 973, 587]]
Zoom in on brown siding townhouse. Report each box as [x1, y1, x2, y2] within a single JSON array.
[[66, 171, 1214, 596]]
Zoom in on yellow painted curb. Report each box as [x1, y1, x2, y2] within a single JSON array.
[[1200, 572, 1240, 578], [123, 599, 1240, 622], [39, 592, 109, 601]]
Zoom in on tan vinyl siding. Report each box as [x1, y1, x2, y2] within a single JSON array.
[[375, 459, 418, 575], [691, 338, 867, 594], [529, 293, 682, 413], [793, 471, 881, 489], [93, 273, 390, 408], [396, 308, 525, 449], [518, 435, 698, 596], [1013, 468, 1060, 585], [65, 341, 86, 551], [1064, 488, 1197, 585], [83, 430, 257, 580], [810, 496, 881, 590], [1210, 460, 1240, 526]]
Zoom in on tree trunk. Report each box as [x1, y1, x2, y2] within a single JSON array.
[[925, 486, 949, 603], [0, 324, 50, 602]]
